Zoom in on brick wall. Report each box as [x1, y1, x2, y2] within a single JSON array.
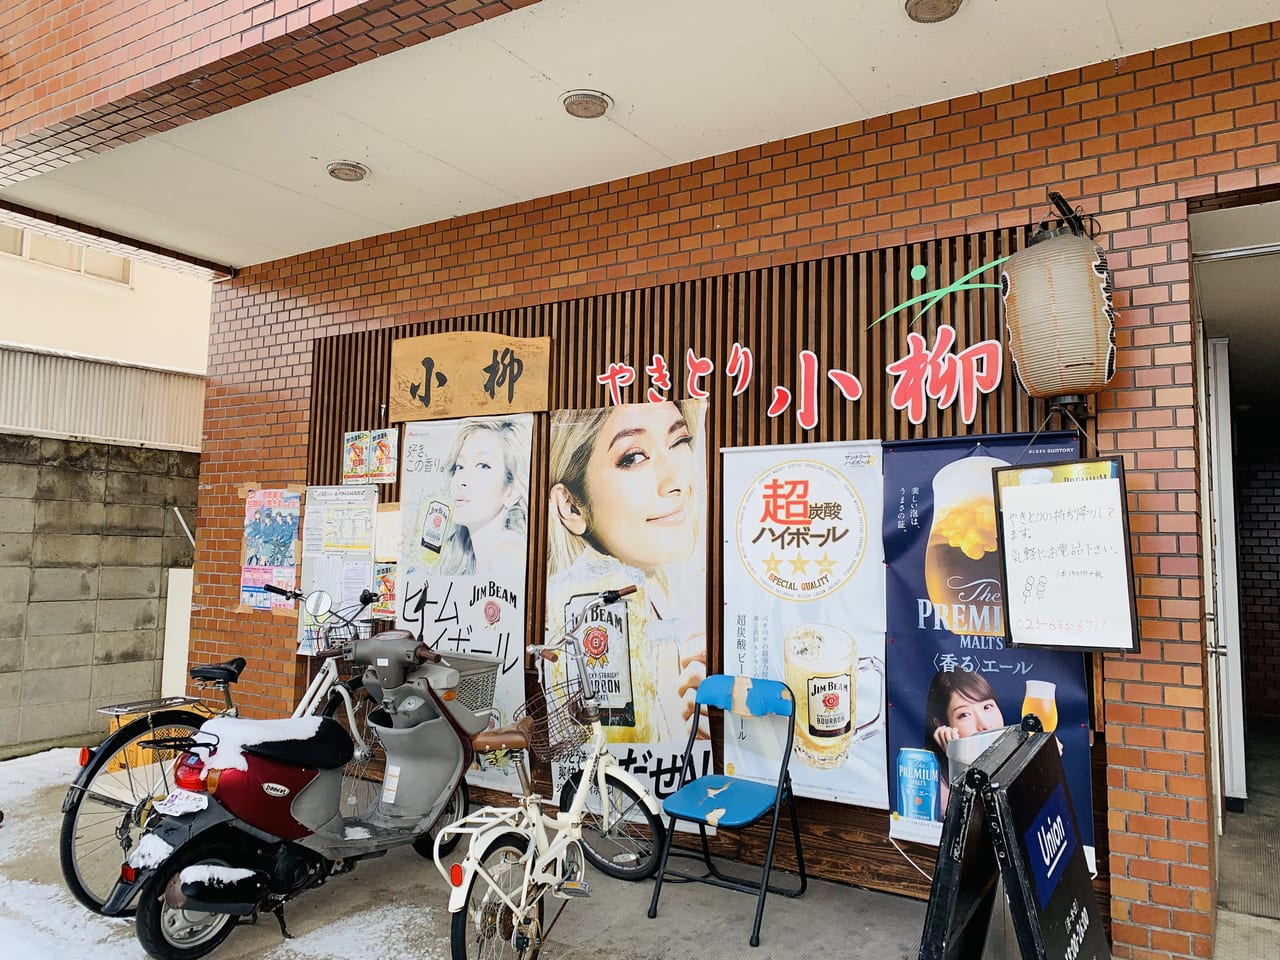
[[0, 0, 539, 185], [176, 20, 1280, 960], [1231, 410, 1280, 719], [0, 434, 198, 757]]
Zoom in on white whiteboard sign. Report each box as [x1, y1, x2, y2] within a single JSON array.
[[994, 459, 1138, 652]]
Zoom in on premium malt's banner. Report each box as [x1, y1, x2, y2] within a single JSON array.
[[545, 400, 710, 801], [883, 433, 1096, 870], [722, 441, 888, 809], [398, 414, 533, 792]]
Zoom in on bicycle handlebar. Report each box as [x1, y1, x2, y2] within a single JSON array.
[[262, 584, 303, 600], [525, 585, 635, 660]]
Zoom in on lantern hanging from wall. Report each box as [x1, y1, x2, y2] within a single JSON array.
[[1001, 192, 1116, 407]]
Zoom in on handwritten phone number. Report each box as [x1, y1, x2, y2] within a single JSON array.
[[1015, 617, 1107, 634]]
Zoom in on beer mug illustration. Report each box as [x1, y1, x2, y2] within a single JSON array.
[[783, 623, 885, 769], [924, 456, 1009, 636], [1021, 679, 1059, 733]]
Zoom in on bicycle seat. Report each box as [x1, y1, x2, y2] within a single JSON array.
[[189, 657, 247, 684], [471, 715, 535, 755]]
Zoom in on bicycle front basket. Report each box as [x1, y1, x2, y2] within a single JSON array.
[[514, 676, 591, 763]]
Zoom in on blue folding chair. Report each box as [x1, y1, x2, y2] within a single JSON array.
[[647, 674, 807, 947]]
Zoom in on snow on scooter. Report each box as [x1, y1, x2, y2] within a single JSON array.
[[100, 586, 501, 960]]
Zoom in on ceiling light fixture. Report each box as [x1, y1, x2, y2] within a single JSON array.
[[905, 0, 963, 23], [560, 90, 613, 120], [326, 160, 370, 182]]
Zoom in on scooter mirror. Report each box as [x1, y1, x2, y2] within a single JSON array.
[[304, 590, 334, 618]]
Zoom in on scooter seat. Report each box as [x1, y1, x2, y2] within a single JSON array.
[[241, 716, 355, 770]]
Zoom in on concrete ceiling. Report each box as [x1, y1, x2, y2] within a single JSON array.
[[2, 0, 1278, 271]]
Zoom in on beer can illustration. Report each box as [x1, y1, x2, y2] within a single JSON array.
[[897, 747, 941, 821]]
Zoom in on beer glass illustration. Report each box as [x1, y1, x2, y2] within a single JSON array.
[[924, 455, 1009, 636], [1021, 679, 1059, 732], [783, 623, 885, 769]]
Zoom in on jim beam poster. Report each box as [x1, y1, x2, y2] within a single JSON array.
[[398, 414, 534, 792], [545, 400, 711, 802], [883, 433, 1096, 871], [722, 442, 888, 808]]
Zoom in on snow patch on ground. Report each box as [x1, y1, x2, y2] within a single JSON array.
[[0, 749, 78, 860], [262, 902, 449, 960], [0, 878, 144, 960]]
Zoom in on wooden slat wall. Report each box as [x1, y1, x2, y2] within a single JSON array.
[[306, 229, 1108, 903]]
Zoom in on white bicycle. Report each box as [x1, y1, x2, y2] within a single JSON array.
[[433, 585, 666, 960]]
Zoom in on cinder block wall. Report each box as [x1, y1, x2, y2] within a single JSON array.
[[1233, 414, 1280, 719], [0, 433, 198, 755]]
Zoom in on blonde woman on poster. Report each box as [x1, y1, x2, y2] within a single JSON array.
[[547, 399, 709, 745], [416, 417, 530, 582]]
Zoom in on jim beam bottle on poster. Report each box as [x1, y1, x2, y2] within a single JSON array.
[[417, 497, 452, 566], [565, 592, 635, 728]]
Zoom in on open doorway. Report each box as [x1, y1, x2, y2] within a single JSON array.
[[1190, 191, 1280, 925]]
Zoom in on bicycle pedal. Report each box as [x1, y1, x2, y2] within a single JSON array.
[[555, 879, 591, 899]]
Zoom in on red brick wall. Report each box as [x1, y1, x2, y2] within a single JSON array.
[[1231, 410, 1280, 719], [188, 21, 1280, 960], [0, 0, 538, 185]]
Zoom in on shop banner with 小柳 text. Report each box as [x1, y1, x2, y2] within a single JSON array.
[[398, 415, 533, 792], [883, 433, 1096, 871], [722, 441, 888, 809], [545, 400, 710, 803]]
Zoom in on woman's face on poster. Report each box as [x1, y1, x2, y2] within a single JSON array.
[[946, 691, 1004, 738], [583, 402, 697, 571], [450, 431, 511, 529]]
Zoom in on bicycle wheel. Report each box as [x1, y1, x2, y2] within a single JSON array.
[[59, 710, 204, 914], [559, 767, 665, 880], [451, 832, 544, 960], [321, 677, 386, 819]]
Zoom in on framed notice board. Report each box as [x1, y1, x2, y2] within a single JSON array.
[[992, 457, 1139, 652]]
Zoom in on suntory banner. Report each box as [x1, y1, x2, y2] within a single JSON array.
[[722, 441, 888, 808], [398, 414, 533, 792], [882, 433, 1096, 870]]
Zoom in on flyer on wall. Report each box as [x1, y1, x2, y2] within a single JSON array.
[[297, 485, 377, 654], [398, 414, 533, 792], [722, 441, 888, 808], [882, 432, 1096, 872], [545, 400, 711, 801], [239, 488, 301, 609]]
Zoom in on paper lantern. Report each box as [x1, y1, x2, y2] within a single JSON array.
[[1001, 226, 1116, 402]]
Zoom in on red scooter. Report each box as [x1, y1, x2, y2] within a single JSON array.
[[101, 589, 501, 960]]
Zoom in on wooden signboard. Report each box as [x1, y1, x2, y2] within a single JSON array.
[[992, 457, 1139, 652], [389, 332, 551, 422], [918, 719, 1109, 960]]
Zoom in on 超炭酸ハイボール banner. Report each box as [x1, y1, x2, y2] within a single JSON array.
[[722, 441, 888, 809], [883, 433, 1096, 871], [545, 400, 710, 802], [399, 414, 533, 792]]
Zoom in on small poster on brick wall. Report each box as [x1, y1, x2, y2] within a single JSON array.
[[240, 487, 302, 609]]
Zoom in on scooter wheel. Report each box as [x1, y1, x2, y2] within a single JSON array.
[[135, 842, 240, 960], [413, 779, 469, 860]]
